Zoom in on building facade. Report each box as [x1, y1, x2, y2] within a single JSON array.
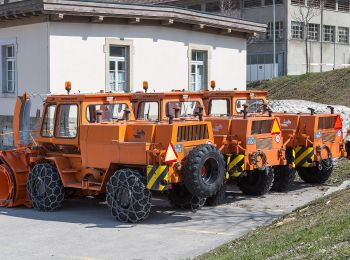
[[164, 0, 350, 81], [0, 0, 264, 117]]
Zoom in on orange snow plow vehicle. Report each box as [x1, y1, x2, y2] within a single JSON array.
[[0, 89, 227, 222], [202, 89, 347, 185], [131, 90, 291, 205]]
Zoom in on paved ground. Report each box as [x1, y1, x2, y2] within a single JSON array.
[[0, 181, 330, 260]]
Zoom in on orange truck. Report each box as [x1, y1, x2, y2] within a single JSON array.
[[131, 90, 292, 206], [0, 89, 227, 222], [202, 89, 346, 185]]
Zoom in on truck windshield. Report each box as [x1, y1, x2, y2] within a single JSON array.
[[87, 103, 128, 122], [236, 99, 264, 113], [166, 101, 201, 117], [209, 99, 229, 116], [137, 101, 159, 121]]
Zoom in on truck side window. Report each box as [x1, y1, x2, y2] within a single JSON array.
[[41, 104, 56, 137], [138, 102, 159, 121], [56, 104, 78, 138], [209, 99, 229, 116]]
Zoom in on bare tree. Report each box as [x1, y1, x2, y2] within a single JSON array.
[[219, 0, 241, 18], [292, 0, 321, 73]]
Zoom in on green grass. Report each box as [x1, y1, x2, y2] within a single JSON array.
[[326, 159, 350, 186], [248, 68, 350, 106], [199, 188, 350, 260]]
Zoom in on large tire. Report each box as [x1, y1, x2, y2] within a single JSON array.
[[27, 163, 65, 211], [205, 183, 227, 206], [271, 166, 296, 192], [183, 144, 225, 198], [168, 185, 206, 211], [237, 167, 274, 196], [298, 159, 333, 184], [106, 168, 151, 223]]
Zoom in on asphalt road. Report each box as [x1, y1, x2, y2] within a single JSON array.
[[0, 181, 328, 260]]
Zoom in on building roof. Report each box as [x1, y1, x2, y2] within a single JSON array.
[[0, 0, 266, 35]]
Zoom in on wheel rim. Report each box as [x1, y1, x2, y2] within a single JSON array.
[[200, 158, 219, 185], [116, 186, 131, 209]]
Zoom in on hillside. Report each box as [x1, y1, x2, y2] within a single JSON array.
[[249, 68, 350, 106]]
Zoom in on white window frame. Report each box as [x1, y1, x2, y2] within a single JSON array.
[[109, 46, 128, 93], [291, 21, 303, 39], [323, 25, 335, 42], [307, 23, 319, 41], [105, 38, 134, 93], [188, 44, 211, 91], [0, 38, 17, 96], [266, 21, 283, 40], [4, 45, 16, 93], [338, 27, 349, 44]]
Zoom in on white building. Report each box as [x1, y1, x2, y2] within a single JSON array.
[[0, 0, 265, 116]]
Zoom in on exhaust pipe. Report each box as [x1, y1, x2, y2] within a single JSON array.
[[198, 106, 204, 121], [174, 106, 180, 119], [243, 104, 248, 119], [327, 106, 334, 114], [124, 108, 131, 121], [307, 107, 315, 115]]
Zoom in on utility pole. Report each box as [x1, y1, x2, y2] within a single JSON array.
[[272, 0, 277, 78]]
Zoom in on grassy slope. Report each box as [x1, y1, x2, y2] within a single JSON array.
[[249, 68, 350, 106], [200, 188, 350, 260]]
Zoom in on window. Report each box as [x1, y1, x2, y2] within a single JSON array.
[[307, 23, 319, 41], [291, 22, 303, 39], [243, 0, 262, 8], [86, 103, 128, 122], [209, 99, 229, 116], [338, 0, 350, 11], [3, 45, 16, 93], [236, 99, 264, 113], [308, 0, 320, 7], [137, 102, 159, 121], [190, 50, 207, 91], [251, 120, 273, 135], [56, 104, 78, 138], [291, 0, 305, 4], [324, 0, 336, 10], [41, 104, 56, 137], [338, 27, 349, 44], [323, 25, 335, 42], [266, 21, 283, 40], [264, 0, 283, 5], [109, 46, 128, 92], [166, 101, 201, 118], [205, 2, 221, 12], [188, 4, 201, 10]]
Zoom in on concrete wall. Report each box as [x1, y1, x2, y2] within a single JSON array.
[[49, 22, 247, 94], [0, 22, 49, 116], [288, 4, 350, 74]]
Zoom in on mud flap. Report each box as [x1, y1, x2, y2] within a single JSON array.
[[0, 149, 30, 207], [295, 146, 314, 168], [226, 154, 245, 178], [13, 93, 32, 147], [146, 165, 169, 191]]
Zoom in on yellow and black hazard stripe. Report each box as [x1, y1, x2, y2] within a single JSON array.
[[295, 146, 314, 168], [146, 165, 169, 191], [286, 147, 296, 168], [226, 154, 245, 177]]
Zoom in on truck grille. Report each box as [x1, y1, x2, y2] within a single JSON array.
[[322, 132, 335, 143], [177, 124, 209, 142], [256, 138, 272, 150]]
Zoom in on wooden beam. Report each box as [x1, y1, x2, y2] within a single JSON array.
[[50, 13, 64, 21], [192, 24, 205, 30], [161, 19, 174, 26], [128, 17, 140, 24], [91, 15, 104, 23]]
